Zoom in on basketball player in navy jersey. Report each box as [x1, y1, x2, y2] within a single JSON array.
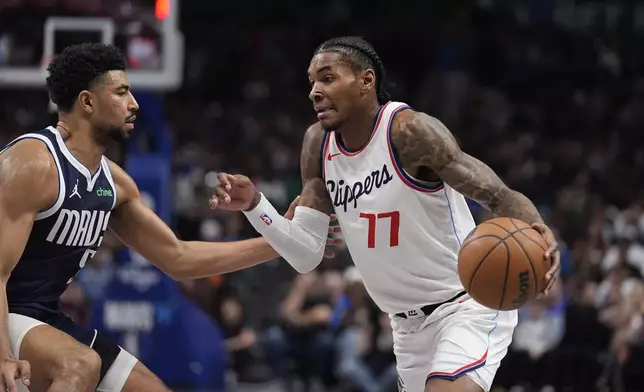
[[211, 37, 562, 392], [0, 43, 338, 392]]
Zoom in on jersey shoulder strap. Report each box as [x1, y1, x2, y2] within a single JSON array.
[[0, 131, 67, 220]]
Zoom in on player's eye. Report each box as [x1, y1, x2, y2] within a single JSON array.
[[323, 75, 334, 84]]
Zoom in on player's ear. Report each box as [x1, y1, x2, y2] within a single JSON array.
[[78, 90, 94, 114], [361, 69, 376, 94]]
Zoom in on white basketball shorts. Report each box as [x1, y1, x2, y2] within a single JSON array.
[[391, 296, 518, 392], [8, 313, 137, 392]]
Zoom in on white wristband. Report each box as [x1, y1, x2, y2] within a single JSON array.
[[243, 193, 330, 273]]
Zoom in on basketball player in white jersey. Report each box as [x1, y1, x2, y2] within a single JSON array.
[[211, 36, 561, 392]]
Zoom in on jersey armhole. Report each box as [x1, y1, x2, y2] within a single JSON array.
[[101, 157, 118, 211], [1, 134, 67, 220], [319, 132, 331, 182], [385, 106, 445, 193]]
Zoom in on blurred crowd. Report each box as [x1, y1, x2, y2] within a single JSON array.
[[2, 0, 644, 391]]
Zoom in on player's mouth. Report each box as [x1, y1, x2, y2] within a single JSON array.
[[124, 115, 137, 130], [315, 108, 334, 121]]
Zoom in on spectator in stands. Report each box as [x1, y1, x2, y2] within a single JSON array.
[[496, 280, 565, 391], [263, 271, 336, 389], [330, 267, 397, 392], [213, 293, 272, 383]]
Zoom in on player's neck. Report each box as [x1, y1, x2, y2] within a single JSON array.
[[337, 102, 382, 152], [56, 119, 105, 174]]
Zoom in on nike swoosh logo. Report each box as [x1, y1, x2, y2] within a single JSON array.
[[327, 153, 341, 161]]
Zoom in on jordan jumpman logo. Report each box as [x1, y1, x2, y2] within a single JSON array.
[[69, 179, 81, 199]]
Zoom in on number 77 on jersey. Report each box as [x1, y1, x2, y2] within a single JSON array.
[[359, 210, 400, 249]]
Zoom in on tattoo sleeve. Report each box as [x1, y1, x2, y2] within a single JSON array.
[[299, 124, 333, 215], [391, 111, 544, 224]]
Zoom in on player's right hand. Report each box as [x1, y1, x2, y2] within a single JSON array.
[[209, 173, 259, 211], [531, 223, 561, 296], [0, 357, 31, 392]]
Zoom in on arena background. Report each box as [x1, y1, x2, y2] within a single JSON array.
[[1, 0, 644, 391]]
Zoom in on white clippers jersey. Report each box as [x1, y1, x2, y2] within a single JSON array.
[[322, 101, 476, 314]]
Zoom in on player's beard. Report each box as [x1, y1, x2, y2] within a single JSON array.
[[321, 119, 342, 132], [320, 111, 346, 132], [95, 125, 128, 146], [108, 126, 129, 143]]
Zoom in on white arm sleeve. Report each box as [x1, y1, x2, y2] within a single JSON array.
[[242, 193, 330, 273]]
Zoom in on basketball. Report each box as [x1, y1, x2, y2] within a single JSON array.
[[457, 217, 550, 311]]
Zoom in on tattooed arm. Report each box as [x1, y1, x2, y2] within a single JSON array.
[[391, 110, 542, 223], [391, 110, 560, 291], [295, 123, 334, 215], [237, 123, 332, 214], [212, 123, 333, 273]]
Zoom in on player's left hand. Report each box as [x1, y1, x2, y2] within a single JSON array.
[[531, 223, 560, 296]]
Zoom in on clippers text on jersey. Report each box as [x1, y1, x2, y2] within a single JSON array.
[[326, 163, 394, 212]]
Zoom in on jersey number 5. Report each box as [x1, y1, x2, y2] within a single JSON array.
[[359, 211, 400, 248]]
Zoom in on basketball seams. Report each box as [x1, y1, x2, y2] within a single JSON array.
[[460, 231, 518, 248], [496, 240, 511, 310], [517, 228, 547, 252], [482, 220, 513, 234], [488, 217, 547, 255], [508, 219, 548, 293], [459, 234, 504, 255], [508, 235, 539, 301], [465, 239, 505, 292], [505, 218, 543, 302], [485, 219, 547, 251]]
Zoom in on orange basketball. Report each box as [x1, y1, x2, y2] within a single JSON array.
[[457, 217, 550, 311]]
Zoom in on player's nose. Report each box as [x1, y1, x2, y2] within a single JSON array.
[[128, 94, 140, 112], [309, 87, 323, 103]]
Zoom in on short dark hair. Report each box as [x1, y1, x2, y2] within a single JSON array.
[[314, 36, 392, 104], [46, 43, 127, 112]]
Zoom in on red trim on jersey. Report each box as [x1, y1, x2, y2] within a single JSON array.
[[386, 107, 445, 193], [334, 102, 391, 157]]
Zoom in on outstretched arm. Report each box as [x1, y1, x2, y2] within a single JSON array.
[[107, 161, 290, 280], [211, 123, 334, 273], [391, 111, 560, 290]]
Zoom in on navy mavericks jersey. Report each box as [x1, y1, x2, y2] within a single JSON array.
[[0, 126, 117, 316]]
